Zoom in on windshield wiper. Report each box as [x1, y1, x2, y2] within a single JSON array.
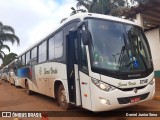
[[135, 45, 148, 70], [116, 33, 129, 76]]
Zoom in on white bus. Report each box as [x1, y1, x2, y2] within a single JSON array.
[[1, 65, 9, 82], [7, 60, 16, 84], [14, 13, 155, 111], [6, 59, 26, 88], [7, 59, 23, 87]]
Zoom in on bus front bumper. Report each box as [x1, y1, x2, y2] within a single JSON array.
[[90, 81, 155, 112]]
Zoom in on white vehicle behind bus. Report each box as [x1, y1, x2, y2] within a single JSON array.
[[7, 59, 25, 88], [2, 66, 9, 82]]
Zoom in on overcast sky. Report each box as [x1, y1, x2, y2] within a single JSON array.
[[0, 0, 77, 59]]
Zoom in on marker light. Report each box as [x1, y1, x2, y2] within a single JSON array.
[[91, 78, 116, 92]]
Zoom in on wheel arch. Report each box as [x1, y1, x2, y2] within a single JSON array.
[[25, 78, 28, 87], [54, 80, 68, 101]]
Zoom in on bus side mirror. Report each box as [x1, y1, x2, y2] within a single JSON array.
[[78, 20, 89, 45], [82, 30, 89, 45]]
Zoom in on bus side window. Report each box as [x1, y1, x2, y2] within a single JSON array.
[[26, 51, 30, 65], [22, 55, 26, 66], [38, 41, 47, 63], [80, 39, 88, 73], [17, 57, 22, 68], [14, 66, 17, 75], [55, 31, 63, 59]]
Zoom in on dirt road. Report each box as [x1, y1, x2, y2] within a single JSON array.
[[0, 79, 160, 120]]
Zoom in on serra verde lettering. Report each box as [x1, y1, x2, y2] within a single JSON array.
[[118, 81, 136, 88], [44, 67, 58, 74], [39, 67, 58, 75]]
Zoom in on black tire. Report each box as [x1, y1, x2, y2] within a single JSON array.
[[57, 84, 71, 110], [25, 81, 33, 95]]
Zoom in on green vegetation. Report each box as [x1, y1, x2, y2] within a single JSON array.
[[0, 21, 19, 68], [2, 52, 18, 67], [0, 21, 19, 60], [76, 0, 150, 16]]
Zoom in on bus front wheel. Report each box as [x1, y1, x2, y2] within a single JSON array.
[[57, 84, 71, 110]]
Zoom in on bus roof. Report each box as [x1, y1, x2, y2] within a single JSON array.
[[18, 13, 139, 57], [62, 13, 138, 26]]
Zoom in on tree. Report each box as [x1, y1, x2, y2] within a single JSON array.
[[0, 44, 10, 59], [76, 0, 96, 13], [2, 52, 18, 66], [130, 0, 150, 6], [76, 0, 130, 16], [0, 21, 20, 45], [0, 21, 20, 60]]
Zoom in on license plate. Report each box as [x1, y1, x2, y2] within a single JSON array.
[[130, 97, 140, 103]]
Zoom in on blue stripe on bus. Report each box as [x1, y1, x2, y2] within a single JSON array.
[[17, 67, 31, 78]]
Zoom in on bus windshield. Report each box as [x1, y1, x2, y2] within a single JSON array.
[[88, 19, 153, 75]]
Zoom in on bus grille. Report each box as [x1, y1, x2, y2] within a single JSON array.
[[118, 85, 146, 91], [117, 92, 149, 104]]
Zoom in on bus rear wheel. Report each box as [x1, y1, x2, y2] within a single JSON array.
[[57, 84, 71, 110]]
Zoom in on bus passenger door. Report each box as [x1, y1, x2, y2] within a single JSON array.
[[67, 29, 92, 109], [66, 30, 81, 106]]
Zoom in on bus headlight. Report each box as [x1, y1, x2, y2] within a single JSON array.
[[91, 78, 116, 92]]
